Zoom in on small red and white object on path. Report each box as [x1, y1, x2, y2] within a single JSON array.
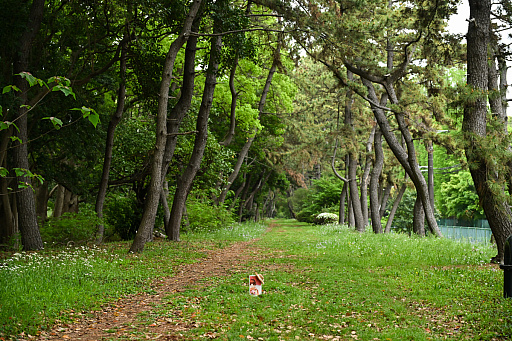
[[249, 273, 264, 296]]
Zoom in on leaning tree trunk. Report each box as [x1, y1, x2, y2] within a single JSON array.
[[463, 0, 512, 263], [384, 181, 407, 233], [11, 0, 45, 251], [130, 0, 202, 253], [166, 33, 222, 241], [363, 79, 442, 237], [379, 180, 392, 219]]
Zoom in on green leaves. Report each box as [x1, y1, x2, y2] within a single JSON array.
[[2, 84, 20, 94], [71, 106, 100, 127], [42, 116, 64, 130], [18, 71, 44, 87]]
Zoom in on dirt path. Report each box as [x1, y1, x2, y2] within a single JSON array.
[[36, 235, 269, 341]]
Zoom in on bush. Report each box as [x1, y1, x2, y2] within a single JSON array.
[[104, 195, 143, 240], [184, 196, 235, 233], [41, 208, 99, 244], [291, 177, 343, 223], [315, 212, 339, 225]]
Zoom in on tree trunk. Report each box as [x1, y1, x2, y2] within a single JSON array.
[[95, 36, 129, 244], [161, 180, 171, 233], [53, 185, 65, 218], [426, 140, 435, 212], [166, 33, 222, 241], [379, 180, 392, 219], [219, 54, 239, 146], [464, 0, 512, 263], [161, 18, 201, 178], [363, 79, 442, 237], [35, 181, 49, 224], [370, 127, 384, 233], [384, 182, 407, 233], [348, 153, 365, 232], [361, 125, 376, 227], [11, 0, 45, 251], [130, 0, 202, 253], [339, 182, 347, 224], [412, 194, 425, 237]]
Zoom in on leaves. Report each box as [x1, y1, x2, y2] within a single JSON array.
[[71, 106, 100, 127], [2, 85, 20, 94], [42, 116, 64, 130]]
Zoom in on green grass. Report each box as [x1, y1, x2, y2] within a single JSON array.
[[2, 219, 512, 340], [164, 220, 512, 340], [0, 240, 205, 338]]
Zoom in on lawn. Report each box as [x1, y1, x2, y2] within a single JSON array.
[[1, 219, 511, 340]]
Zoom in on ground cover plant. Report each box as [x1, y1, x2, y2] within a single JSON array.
[[1, 219, 511, 340]]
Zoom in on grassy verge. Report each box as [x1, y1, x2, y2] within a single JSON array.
[[0, 221, 266, 338], [161, 220, 512, 340]]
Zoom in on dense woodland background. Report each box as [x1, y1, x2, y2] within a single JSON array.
[[1, 0, 512, 261]]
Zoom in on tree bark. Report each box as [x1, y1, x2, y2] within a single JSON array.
[[339, 181, 347, 224], [10, 0, 45, 251], [130, 0, 202, 253], [35, 181, 49, 224], [166, 33, 222, 241], [370, 127, 384, 233], [95, 36, 129, 244], [463, 0, 512, 263], [378, 181, 392, 219], [219, 54, 239, 146], [384, 182, 407, 233], [361, 125, 376, 227], [412, 194, 425, 236]]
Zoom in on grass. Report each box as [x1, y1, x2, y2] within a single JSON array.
[[1, 219, 511, 340], [165, 220, 512, 340]]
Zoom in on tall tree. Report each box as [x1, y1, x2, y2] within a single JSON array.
[[11, 0, 46, 250], [463, 0, 512, 263], [130, 0, 202, 252]]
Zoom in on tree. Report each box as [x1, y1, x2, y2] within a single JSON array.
[[9, 0, 46, 250], [463, 0, 512, 263], [129, 0, 203, 252]]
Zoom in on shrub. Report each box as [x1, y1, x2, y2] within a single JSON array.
[[41, 207, 99, 245], [104, 194, 143, 240], [315, 212, 339, 225], [184, 196, 235, 233]]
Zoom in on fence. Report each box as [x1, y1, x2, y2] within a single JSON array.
[[439, 225, 493, 244]]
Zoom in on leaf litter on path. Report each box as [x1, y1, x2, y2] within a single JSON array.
[[34, 239, 266, 341]]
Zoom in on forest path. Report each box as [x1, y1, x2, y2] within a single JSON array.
[[37, 224, 276, 341]]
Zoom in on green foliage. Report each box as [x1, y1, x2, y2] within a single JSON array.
[[437, 171, 485, 220], [388, 189, 416, 234], [292, 177, 343, 223], [41, 208, 100, 245], [104, 195, 143, 241], [183, 195, 235, 233]]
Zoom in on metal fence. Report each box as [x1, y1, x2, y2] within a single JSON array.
[[439, 225, 493, 244]]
